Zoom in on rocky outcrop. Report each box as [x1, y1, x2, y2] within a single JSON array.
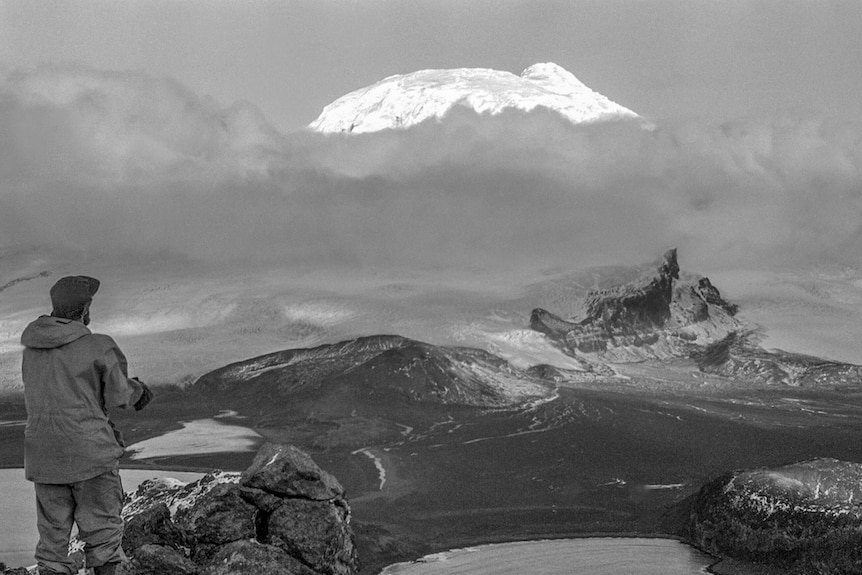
[[671, 459, 862, 574], [531, 249, 741, 361], [693, 331, 862, 388], [580, 248, 680, 331], [120, 443, 358, 575]]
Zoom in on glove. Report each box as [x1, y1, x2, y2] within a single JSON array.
[[133, 379, 154, 411]]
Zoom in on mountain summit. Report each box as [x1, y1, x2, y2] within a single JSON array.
[[308, 62, 641, 133]]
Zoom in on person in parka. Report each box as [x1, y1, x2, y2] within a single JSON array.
[[21, 276, 153, 575]]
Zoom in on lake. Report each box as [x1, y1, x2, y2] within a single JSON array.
[[379, 538, 715, 575]]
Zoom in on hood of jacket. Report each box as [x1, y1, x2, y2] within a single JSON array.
[[21, 315, 92, 349]]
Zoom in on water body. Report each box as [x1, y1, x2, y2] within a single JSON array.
[[126, 418, 262, 460], [3, 466, 714, 574], [0, 468, 204, 569], [380, 538, 715, 575]]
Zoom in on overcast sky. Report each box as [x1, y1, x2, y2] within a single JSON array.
[[1, 0, 861, 277], [3, 0, 862, 132]]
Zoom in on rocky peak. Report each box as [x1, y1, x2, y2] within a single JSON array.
[[580, 248, 680, 332], [531, 250, 740, 361]]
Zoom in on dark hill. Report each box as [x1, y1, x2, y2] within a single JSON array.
[[193, 334, 552, 409], [669, 458, 862, 574], [190, 335, 554, 448]]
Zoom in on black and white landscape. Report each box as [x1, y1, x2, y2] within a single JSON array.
[[3, 3, 862, 574]]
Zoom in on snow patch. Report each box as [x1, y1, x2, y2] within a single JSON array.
[[352, 448, 386, 490], [309, 63, 642, 134]]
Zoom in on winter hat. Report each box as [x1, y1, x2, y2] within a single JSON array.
[[50, 276, 100, 316]]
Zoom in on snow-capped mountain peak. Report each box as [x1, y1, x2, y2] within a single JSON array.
[[308, 62, 641, 134]]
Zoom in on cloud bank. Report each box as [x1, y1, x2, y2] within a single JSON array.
[[2, 65, 861, 274]]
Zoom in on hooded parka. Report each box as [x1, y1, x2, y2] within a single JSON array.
[[21, 315, 144, 484]]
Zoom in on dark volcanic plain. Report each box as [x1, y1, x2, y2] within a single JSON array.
[[3, 255, 862, 574], [6, 346, 862, 574]]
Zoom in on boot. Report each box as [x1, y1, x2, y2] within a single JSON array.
[[92, 563, 120, 575]]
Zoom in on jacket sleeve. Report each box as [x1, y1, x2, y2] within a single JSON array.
[[95, 335, 144, 409]]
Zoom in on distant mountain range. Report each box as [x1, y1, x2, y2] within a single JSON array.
[[308, 62, 642, 134], [532, 249, 862, 387]]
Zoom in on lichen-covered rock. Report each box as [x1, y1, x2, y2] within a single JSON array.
[[205, 540, 317, 575], [174, 483, 258, 545], [239, 485, 286, 513], [124, 472, 242, 520], [267, 499, 357, 575], [117, 443, 358, 575], [123, 502, 186, 552], [129, 544, 199, 575], [240, 443, 344, 501]]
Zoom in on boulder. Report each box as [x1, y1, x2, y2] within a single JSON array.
[[205, 540, 317, 575], [123, 502, 186, 552], [672, 459, 862, 574], [174, 483, 258, 545], [267, 499, 356, 575], [240, 443, 344, 501], [129, 544, 199, 575], [239, 485, 286, 513]]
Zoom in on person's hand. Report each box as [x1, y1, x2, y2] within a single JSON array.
[[133, 379, 154, 411]]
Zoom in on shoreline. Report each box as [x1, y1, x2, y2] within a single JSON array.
[[372, 534, 722, 575], [0, 465, 763, 575], [360, 527, 722, 575]]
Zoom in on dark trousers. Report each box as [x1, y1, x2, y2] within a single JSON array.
[[34, 469, 126, 574]]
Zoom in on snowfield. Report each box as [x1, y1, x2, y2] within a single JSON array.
[[308, 63, 642, 134]]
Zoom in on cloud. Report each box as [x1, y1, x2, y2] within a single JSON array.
[[1, 64, 861, 275], [0, 64, 282, 182]]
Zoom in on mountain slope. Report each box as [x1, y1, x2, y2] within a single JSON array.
[[308, 63, 641, 133], [195, 334, 551, 409], [189, 334, 555, 448]]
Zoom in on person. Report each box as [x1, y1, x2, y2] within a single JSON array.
[[20, 276, 153, 575]]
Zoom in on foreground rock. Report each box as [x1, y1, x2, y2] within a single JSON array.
[[121, 442, 358, 575], [670, 458, 862, 574]]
